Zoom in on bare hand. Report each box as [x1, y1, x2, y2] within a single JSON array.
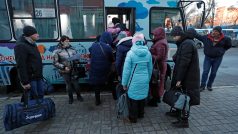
[[22, 84, 31, 90], [176, 81, 181, 87], [65, 67, 70, 71], [118, 76, 121, 81], [123, 86, 128, 90]]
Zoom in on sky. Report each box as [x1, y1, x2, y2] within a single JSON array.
[[216, 0, 238, 7]]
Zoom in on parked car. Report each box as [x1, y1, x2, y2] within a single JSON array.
[[194, 39, 203, 49]]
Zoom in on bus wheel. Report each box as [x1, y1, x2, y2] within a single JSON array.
[[8, 68, 22, 93]]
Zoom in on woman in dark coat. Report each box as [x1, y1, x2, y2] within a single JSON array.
[[89, 32, 114, 105], [168, 26, 200, 128]]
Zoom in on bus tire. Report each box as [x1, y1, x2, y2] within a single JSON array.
[[8, 68, 22, 93]]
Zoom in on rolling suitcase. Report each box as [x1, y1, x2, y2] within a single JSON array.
[[3, 91, 56, 131]]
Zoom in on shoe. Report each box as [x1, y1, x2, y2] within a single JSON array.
[[147, 98, 158, 107], [69, 99, 73, 104], [157, 97, 161, 103], [95, 100, 101, 106], [129, 117, 137, 123], [77, 95, 84, 102], [165, 110, 179, 118], [207, 87, 213, 91], [138, 115, 144, 119], [172, 119, 189, 128], [112, 90, 117, 100], [200, 86, 205, 92]]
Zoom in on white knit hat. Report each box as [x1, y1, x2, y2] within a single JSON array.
[[132, 32, 145, 44]]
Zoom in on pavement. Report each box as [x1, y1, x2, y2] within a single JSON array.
[[1, 86, 238, 134]]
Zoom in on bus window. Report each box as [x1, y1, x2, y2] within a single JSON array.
[[9, 0, 58, 40], [150, 8, 182, 42], [0, 0, 11, 41], [59, 0, 104, 39]]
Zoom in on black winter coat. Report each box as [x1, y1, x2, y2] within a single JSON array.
[[194, 33, 232, 58], [89, 32, 114, 85], [171, 38, 200, 106], [14, 35, 43, 85]]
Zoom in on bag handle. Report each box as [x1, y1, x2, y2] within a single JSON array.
[[176, 86, 189, 111], [21, 83, 41, 108], [99, 43, 108, 59], [153, 59, 159, 69]]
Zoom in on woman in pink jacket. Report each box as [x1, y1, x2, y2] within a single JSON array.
[[148, 27, 168, 107]]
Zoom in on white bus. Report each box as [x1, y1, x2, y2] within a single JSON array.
[[0, 0, 205, 92]]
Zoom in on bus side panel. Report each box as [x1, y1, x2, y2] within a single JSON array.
[[0, 41, 93, 85]]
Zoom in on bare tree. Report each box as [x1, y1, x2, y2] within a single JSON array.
[[179, 0, 202, 28], [203, 0, 217, 28]]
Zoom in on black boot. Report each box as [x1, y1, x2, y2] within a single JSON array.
[[147, 98, 158, 107], [165, 109, 179, 118], [129, 116, 137, 123], [112, 89, 117, 100], [157, 97, 161, 103], [172, 118, 189, 128], [68, 93, 73, 104], [95, 97, 101, 106], [200, 86, 205, 92], [95, 91, 101, 106], [76, 92, 84, 102]]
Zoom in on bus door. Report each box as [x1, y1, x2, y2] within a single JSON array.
[[105, 7, 135, 35]]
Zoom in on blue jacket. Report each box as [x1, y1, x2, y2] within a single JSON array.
[[89, 32, 114, 85], [122, 41, 153, 100], [116, 37, 133, 77]]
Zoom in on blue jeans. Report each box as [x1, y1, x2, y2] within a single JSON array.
[[201, 56, 223, 88], [30, 80, 44, 99]]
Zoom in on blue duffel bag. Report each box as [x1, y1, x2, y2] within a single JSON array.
[[3, 94, 55, 131]]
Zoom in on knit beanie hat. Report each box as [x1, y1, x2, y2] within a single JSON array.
[[116, 31, 128, 41], [186, 28, 197, 39], [170, 26, 184, 36], [23, 26, 37, 37], [213, 26, 222, 34], [132, 33, 145, 44], [108, 22, 114, 28]]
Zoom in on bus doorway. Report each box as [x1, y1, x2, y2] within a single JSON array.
[[105, 7, 135, 35]]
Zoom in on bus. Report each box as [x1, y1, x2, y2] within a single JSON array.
[[0, 0, 205, 92]]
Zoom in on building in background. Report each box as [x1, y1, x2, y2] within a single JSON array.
[[214, 6, 238, 26]]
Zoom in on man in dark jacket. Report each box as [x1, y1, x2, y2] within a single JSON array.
[[168, 26, 200, 128], [193, 26, 232, 91], [14, 26, 44, 100]]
